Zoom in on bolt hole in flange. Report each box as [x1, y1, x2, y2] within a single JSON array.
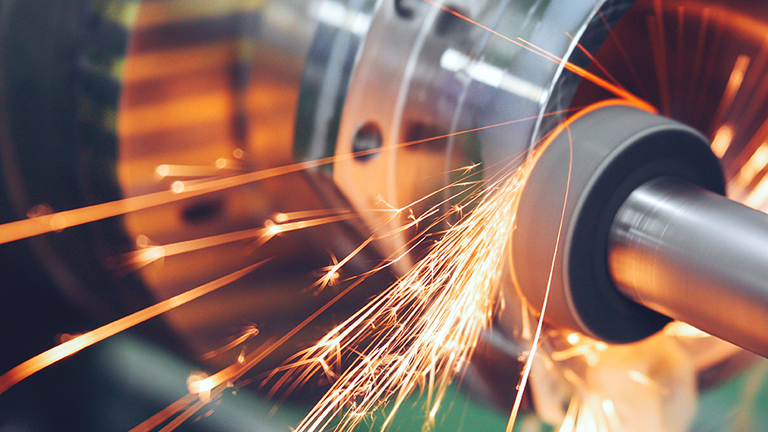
[[352, 122, 383, 161], [181, 199, 225, 225], [394, 0, 419, 20]]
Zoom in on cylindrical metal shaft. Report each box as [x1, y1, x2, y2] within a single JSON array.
[[609, 177, 768, 357]]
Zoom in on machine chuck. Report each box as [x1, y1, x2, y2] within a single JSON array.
[[511, 100, 768, 357]]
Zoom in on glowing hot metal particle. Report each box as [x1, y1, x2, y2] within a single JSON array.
[[285, 163, 534, 432]]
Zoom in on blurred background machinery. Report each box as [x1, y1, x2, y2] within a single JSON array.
[[3, 0, 768, 431]]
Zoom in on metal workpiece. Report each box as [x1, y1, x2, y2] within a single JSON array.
[[331, 0, 620, 264], [510, 102, 725, 343], [0, 0, 642, 387], [513, 100, 768, 356], [609, 177, 768, 357]]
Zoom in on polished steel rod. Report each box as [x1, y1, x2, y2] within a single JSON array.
[[608, 177, 768, 357]]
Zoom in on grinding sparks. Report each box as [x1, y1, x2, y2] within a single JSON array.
[[280, 101, 643, 432], [154, 158, 241, 179], [115, 211, 359, 272], [200, 325, 260, 361], [2, 0, 739, 429], [0, 108, 570, 422], [420, 0, 656, 113], [0, 260, 268, 395], [0, 2, 675, 429], [0, 113, 558, 247], [284, 163, 531, 432]]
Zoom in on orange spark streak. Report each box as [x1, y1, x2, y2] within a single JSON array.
[[419, 0, 655, 112], [275, 208, 354, 223], [282, 100, 646, 432], [131, 337, 283, 432], [567, 33, 624, 90], [744, 173, 768, 209], [157, 398, 208, 432], [711, 54, 751, 128], [0, 160, 345, 245], [598, 10, 650, 101], [199, 325, 259, 361], [154, 161, 241, 179], [711, 124, 734, 158], [506, 103, 575, 432], [514, 101, 663, 428], [131, 181, 480, 431], [733, 36, 768, 135], [0, 114, 559, 246], [735, 144, 768, 189], [309, 238, 374, 292], [129, 395, 199, 432], [516, 38, 656, 113], [0, 260, 267, 395], [290, 177, 520, 431], [132, 266, 391, 432], [119, 214, 359, 269]]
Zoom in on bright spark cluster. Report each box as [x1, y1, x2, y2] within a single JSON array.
[[285, 164, 531, 432]]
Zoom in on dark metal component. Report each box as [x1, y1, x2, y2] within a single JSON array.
[[609, 177, 768, 357], [515, 102, 768, 356], [511, 103, 725, 343], [433, 5, 471, 37], [394, 0, 419, 19], [351, 122, 384, 160]]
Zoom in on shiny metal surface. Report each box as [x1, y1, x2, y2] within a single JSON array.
[[510, 103, 724, 343], [4, 0, 768, 430], [609, 176, 768, 357], [115, 0, 389, 370], [114, 0, 625, 368], [332, 0, 615, 263]]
